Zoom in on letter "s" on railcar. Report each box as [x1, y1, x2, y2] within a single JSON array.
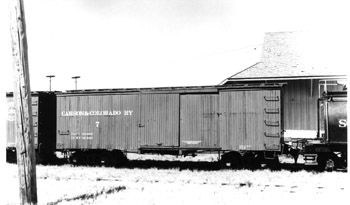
[[339, 119, 347, 128]]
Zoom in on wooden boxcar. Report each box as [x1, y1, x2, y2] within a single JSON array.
[[56, 84, 283, 167], [6, 92, 57, 163]]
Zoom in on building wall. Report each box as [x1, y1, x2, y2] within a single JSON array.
[[283, 80, 318, 131], [282, 79, 344, 138]]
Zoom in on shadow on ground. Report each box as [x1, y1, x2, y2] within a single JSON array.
[[57, 158, 325, 172], [9, 156, 346, 172]]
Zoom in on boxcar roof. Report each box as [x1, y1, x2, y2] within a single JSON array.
[[58, 83, 285, 96]]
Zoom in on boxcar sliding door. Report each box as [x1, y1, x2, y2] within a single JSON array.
[[180, 94, 219, 148], [140, 94, 180, 147]]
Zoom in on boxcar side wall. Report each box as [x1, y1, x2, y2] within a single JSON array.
[[6, 95, 16, 148], [56, 94, 140, 151], [6, 93, 40, 149], [6, 92, 56, 154], [56, 86, 283, 154], [219, 89, 282, 151]]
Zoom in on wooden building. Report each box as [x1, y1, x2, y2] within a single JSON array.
[[221, 31, 347, 139]]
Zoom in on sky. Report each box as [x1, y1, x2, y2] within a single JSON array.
[[0, 0, 349, 92], [0, 0, 349, 164]]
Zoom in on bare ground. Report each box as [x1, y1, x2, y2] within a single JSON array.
[[1, 154, 348, 205]]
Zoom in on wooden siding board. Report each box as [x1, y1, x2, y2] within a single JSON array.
[[140, 94, 179, 147], [245, 91, 261, 150], [219, 91, 241, 150], [180, 94, 219, 148]]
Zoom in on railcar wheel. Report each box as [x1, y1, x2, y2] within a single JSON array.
[[230, 155, 243, 169], [69, 151, 85, 165], [100, 151, 109, 166], [220, 152, 243, 169], [242, 153, 254, 169], [266, 155, 281, 170], [316, 153, 328, 171], [242, 153, 262, 170], [220, 156, 230, 169], [86, 151, 99, 166], [316, 153, 343, 171], [103, 150, 128, 167], [325, 159, 335, 172]]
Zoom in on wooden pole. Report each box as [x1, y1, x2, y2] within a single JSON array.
[[9, 0, 38, 204]]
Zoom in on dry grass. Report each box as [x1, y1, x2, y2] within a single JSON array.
[[2, 158, 348, 205]]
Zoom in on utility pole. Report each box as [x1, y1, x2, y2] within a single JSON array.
[[46, 75, 55, 91], [9, 0, 38, 204], [72, 76, 80, 90]]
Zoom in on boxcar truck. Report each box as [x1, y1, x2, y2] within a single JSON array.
[[56, 84, 284, 168], [304, 90, 347, 171], [6, 92, 57, 163]]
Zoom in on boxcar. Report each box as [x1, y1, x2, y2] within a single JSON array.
[[56, 84, 283, 167], [6, 92, 57, 163]]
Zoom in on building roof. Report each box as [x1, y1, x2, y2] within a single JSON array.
[[223, 31, 347, 83]]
